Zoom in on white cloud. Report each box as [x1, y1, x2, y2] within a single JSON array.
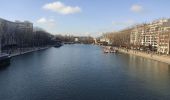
[[84, 32, 90, 36], [36, 17, 57, 33], [130, 4, 144, 13], [37, 18, 47, 23], [43, 1, 81, 15], [37, 17, 56, 27], [112, 19, 136, 26]]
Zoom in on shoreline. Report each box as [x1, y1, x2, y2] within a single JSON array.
[[10, 47, 51, 57], [118, 48, 170, 64]]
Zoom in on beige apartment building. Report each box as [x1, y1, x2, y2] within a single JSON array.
[[130, 18, 170, 54], [130, 24, 146, 46], [158, 19, 170, 54]]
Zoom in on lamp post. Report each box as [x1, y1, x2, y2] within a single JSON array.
[[0, 23, 2, 54], [0, 32, 1, 54]]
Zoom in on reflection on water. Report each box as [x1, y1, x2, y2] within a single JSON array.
[[0, 44, 170, 100], [127, 54, 170, 97], [128, 54, 170, 78]]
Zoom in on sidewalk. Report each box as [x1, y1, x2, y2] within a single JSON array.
[[118, 48, 170, 64], [8, 47, 50, 57]]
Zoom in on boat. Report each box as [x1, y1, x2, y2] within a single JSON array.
[[103, 46, 118, 53], [104, 49, 110, 53], [63, 42, 75, 44], [110, 49, 118, 53], [0, 53, 11, 67], [54, 42, 63, 48]]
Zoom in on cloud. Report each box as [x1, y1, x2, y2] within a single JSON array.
[[130, 4, 144, 13], [37, 17, 56, 27], [43, 1, 81, 15], [84, 32, 90, 36], [37, 18, 47, 23], [36, 17, 57, 33], [112, 19, 136, 26]]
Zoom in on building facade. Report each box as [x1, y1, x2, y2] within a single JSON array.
[[130, 18, 170, 54], [158, 31, 170, 54], [130, 24, 145, 46], [0, 18, 33, 50]]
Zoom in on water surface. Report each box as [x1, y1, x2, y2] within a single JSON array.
[[0, 44, 170, 100]]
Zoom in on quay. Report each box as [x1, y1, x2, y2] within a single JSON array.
[[0, 47, 51, 67], [118, 48, 170, 64], [10, 47, 51, 57]]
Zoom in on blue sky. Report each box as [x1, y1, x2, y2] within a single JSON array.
[[0, 0, 170, 36]]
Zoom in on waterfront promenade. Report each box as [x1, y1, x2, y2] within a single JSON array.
[[10, 47, 50, 57], [1, 46, 52, 58], [119, 48, 170, 64]]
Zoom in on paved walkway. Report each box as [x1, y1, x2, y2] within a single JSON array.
[[12, 47, 50, 57], [119, 48, 170, 64], [2, 47, 50, 57]]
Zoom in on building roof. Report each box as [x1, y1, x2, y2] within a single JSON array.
[[162, 19, 170, 27], [0, 18, 32, 24]]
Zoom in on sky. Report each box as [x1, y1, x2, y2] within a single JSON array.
[[0, 0, 170, 36]]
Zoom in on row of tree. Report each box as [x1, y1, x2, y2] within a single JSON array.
[[1, 26, 57, 52], [54, 35, 94, 44], [0, 20, 95, 54], [101, 28, 132, 47]]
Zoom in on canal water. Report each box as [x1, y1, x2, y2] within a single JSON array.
[[0, 44, 170, 100]]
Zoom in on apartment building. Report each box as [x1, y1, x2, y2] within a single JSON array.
[[0, 18, 18, 53], [0, 18, 33, 49], [130, 18, 170, 54], [130, 24, 145, 46], [15, 20, 33, 33], [157, 20, 170, 54], [158, 31, 170, 54]]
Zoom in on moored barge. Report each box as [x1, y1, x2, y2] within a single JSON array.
[[0, 53, 11, 67]]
